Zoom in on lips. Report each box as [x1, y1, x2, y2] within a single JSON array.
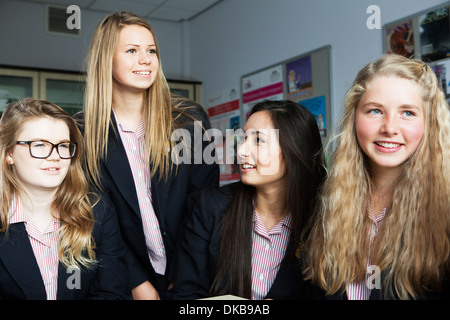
[[241, 163, 256, 170], [375, 141, 402, 148], [374, 141, 403, 152], [41, 167, 60, 172]]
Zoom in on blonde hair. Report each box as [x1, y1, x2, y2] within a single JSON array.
[[83, 11, 186, 186], [304, 54, 450, 299], [0, 98, 97, 269]]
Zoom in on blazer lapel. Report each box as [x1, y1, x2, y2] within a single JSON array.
[[104, 117, 141, 218], [0, 223, 47, 299]]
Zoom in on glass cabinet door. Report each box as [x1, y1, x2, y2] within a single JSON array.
[[0, 68, 39, 112], [39, 72, 85, 115]]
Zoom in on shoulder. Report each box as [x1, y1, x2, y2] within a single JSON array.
[[198, 182, 239, 212], [90, 192, 116, 222]]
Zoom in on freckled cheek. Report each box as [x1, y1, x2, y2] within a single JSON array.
[[404, 122, 425, 149], [355, 117, 374, 148]]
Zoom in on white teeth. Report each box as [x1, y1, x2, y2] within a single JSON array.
[[376, 142, 401, 148], [242, 164, 255, 169], [134, 71, 150, 75]]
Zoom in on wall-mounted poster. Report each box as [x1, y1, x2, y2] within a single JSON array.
[[385, 19, 414, 58], [286, 55, 313, 100], [419, 6, 450, 62], [207, 88, 241, 185], [241, 64, 284, 121], [300, 96, 326, 137]]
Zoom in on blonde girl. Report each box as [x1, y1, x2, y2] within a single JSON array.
[[78, 11, 219, 299], [304, 54, 450, 300]]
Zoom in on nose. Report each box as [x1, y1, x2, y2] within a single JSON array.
[[236, 136, 249, 163], [46, 146, 61, 160], [381, 114, 399, 135], [138, 50, 151, 65]]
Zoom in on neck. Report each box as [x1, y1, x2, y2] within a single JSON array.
[[112, 88, 145, 130], [254, 184, 289, 230], [369, 166, 400, 213], [19, 189, 55, 219]]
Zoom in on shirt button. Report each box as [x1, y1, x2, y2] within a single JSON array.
[[265, 244, 270, 251], [259, 274, 264, 281]]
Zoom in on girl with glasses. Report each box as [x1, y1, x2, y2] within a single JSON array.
[[0, 98, 129, 300]]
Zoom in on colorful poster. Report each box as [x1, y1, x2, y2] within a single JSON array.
[[299, 96, 327, 137], [385, 19, 414, 58], [207, 88, 241, 185], [286, 55, 313, 100], [241, 64, 284, 121]]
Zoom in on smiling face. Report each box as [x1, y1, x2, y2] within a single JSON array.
[[237, 111, 286, 189], [355, 76, 425, 175], [8, 117, 71, 196], [112, 24, 159, 95]]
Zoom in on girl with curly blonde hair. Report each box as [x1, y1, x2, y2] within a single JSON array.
[[304, 54, 450, 299]]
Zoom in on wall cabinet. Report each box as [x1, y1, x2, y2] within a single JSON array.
[[0, 66, 202, 116], [0, 67, 84, 115]]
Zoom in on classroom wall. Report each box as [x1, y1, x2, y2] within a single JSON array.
[[0, 0, 448, 131], [188, 0, 448, 132], [0, 0, 185, 79]]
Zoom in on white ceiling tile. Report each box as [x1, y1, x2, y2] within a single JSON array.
[[128, 0, 166, 6], [148, 6, 197, 22], [165, 0, 219, 11], [89, 0, 157, 15], [26, 0, 94, 8]]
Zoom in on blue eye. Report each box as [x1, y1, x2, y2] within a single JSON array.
[[403, 111, 414, 117], [369, 109, 381, 115]]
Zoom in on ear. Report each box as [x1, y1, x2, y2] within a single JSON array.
[[6, 154, 14, 165]]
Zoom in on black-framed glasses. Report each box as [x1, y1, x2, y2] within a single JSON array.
[[16, 140, 77, 159]]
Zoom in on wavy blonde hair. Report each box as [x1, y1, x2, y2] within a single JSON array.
[[0, 98, 97, 269], [304, 54, 450, 299], [83, 11, 190, 187]]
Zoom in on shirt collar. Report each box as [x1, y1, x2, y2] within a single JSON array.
[[253, 210, 292, 235], [9, 195, 60, 229], [113, 109, 145, 139]]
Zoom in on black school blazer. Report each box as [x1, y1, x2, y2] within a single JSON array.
[[169, 182, 322, 300], [75, 103, 220, 291], [0, 195, 129, 300]]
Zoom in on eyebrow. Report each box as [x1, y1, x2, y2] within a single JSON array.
[[245, 130, 268, 137], [124, 43, 156, 47]]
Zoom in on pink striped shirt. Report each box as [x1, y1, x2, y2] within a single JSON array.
[[346, 207, 387, 300], [251, 210, 292, 300], [115, 114, 167, 275], [9, 197, 59, 300]]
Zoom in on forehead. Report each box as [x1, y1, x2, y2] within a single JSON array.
[[118, 24, 155, 44], [18, 117, 70, 140], [244, 111, 274, 131]]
